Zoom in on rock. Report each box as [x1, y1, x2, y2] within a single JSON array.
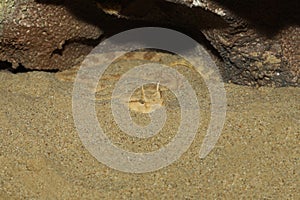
[[0, 0, 103, 70], [0, 0, 299, 86], [95, 0, 299, 86]]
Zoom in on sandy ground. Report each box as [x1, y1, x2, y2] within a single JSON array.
[[0, 68, 299, 199]]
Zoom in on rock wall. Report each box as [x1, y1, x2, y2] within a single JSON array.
[[0, 0, 299, 86], [0, 0, 102, 70]]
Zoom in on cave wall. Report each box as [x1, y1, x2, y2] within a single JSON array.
[[0, 0, 299, 86]]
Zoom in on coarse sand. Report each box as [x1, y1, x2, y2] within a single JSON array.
[[0, 70, 299, 199]]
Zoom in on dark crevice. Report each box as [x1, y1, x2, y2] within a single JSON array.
[[212, 0, 299, 37], [51, 36, 104, 57], [0, 61, 58, 74], [51, 48, 64, 56], [0, 61, 12, 71]]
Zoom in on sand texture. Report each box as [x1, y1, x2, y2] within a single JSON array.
[[0, 67, 299, 199]]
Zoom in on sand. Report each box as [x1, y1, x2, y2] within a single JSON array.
[[0, 69, 299, 199]]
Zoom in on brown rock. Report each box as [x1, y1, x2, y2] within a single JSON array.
[[0, 0, 103, 70], [0, 0, 299, 86], [95, 0, 299, 86]]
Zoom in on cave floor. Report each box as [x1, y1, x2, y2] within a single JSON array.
[[0, 68, 299, 199]]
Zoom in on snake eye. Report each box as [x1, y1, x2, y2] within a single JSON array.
[[139, 100, 145, 104]]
